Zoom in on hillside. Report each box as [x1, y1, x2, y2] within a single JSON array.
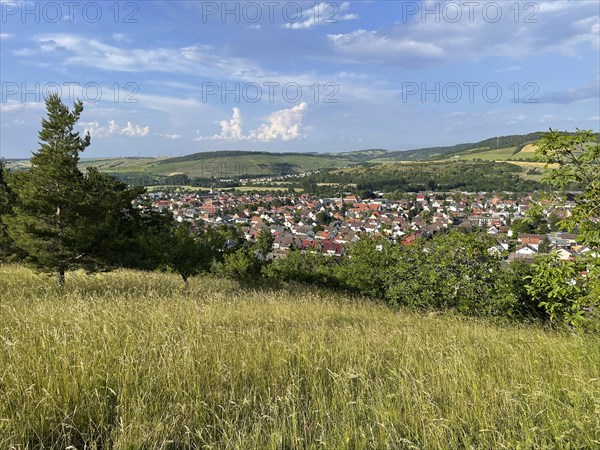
[[370, 132, 545, 162], [302, 160, 545, 192], [153, 152, 357, 178], [5, 132, 595, 183], [1, 266, 599, 448]]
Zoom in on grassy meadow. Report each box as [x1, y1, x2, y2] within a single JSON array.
[[1, 265, 599, 449]]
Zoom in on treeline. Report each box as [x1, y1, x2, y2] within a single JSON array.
[[300, 161, 545, 194], [106, 172, 241, 188]]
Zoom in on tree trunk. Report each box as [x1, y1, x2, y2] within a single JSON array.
[[182, 275, 189, 291], [56, 268, 65, 288]]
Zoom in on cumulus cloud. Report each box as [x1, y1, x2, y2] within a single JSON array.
[[196, 103, 308, 142], [284, 2, 358, 30], [249, 103, 308, 141], [121, 121, 151, 137], [81, 120, 150, 137], [219, 107, 244, 140]]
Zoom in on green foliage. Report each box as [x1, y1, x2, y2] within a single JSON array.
[[4, 94, 142, 285], [511, 218, 533, 235], [302, 161, 544, 195], [392, 232, 513, 315], [214, 247, 262, 282], [337, 237, 392, 299], [333, 232, 527, 316], [262, 248, 340, 286], [0, 160, 17, 260], [159, 222, 213, 286], [134, 217, 242, 287], [535, 128, 600, 247], [315, 210, 331, 225], [526, 129, 600, 328], [254, 228, 274, 260], [526, 255, 589, 327]]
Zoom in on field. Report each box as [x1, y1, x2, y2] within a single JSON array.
[[1, 266, 598, 449], [451, 147, 517, 161]]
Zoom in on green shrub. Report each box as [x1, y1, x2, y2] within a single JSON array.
[[526, 255, 592, 327]]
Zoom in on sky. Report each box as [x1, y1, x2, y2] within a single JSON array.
[[0, 0, 599, 158]]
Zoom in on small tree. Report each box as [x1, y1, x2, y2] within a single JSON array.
[[535, 128, 599, 247], [528, 129, 600, 326], [163, 222, 212, 289], [255, 228, 274, 260]]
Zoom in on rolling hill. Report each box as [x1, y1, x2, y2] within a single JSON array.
[[5, 132, 595, 184]]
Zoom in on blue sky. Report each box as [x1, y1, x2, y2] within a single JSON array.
[[1, 0, 599, 158]]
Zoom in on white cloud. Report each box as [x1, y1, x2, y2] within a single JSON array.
[[327, 1, 599, 66], [250, 102, 308, 141], [0, 33, 13, 41], [0, 101, 44, 113], [284, 2, 358, 30], [81, 120, 150, 138], [31, 33, 201, 73], [196, 107, 246, 141], [112, 33, 133, 43], [160, 134, 182, 140], [121, 122, 150, 137], [29, 33, 263, 79], [218, 107, 244, 140], [196, 103, 308, 142], [328, 29, 444, 64]]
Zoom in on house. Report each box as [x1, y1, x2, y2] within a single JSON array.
[[487, 225, 500, 235], [554, 248, 575, 261], [509, 245, 537, 262], [322, 241, 344, 257], [518, 234, 545, 247]]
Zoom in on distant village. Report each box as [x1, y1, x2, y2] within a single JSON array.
[[136, 190, 592, 262]]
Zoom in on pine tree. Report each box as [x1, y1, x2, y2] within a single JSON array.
[[5, 93, 142, 286], [0, 160, 17, 260]]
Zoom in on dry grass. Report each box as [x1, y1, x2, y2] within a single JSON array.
[[1, 265, 598, 449]]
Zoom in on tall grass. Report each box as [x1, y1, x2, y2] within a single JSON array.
[[1, 265, 598, 449]]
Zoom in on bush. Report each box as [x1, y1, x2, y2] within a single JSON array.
[[526, 255, 593, 327], [212, 247, 262, 283], [336, 237, 393, 299], [262, 249, 340, 287]]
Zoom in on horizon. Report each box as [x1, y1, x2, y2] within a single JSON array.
[[4, 129, 599, 161], [1, 1, 599, 158]]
